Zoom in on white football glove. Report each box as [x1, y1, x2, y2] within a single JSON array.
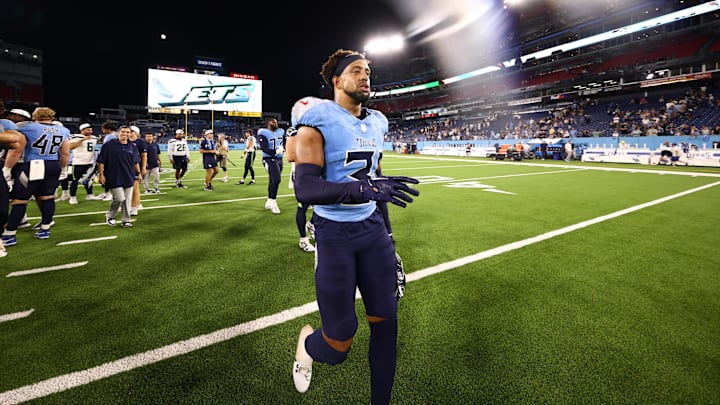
[[2, 167, 13, 192], [275, 146, 284, 155], [290, 96, 329, 126]]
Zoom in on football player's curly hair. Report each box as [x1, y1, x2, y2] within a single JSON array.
[[320, 49, 369, 87]]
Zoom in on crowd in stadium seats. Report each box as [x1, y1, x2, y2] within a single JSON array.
[[385, 86, 720, 144]]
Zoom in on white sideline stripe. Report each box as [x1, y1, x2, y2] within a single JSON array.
[[0, 302, 318, 404], [408, 180, 720, 281], [6, 261, 89, 278], [2, 183, 718, 403], [0, 309, 34, 323], [57, 236, 117, 246]]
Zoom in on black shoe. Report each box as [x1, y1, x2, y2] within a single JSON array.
[[236, 180, 245, 185], [249, 180, 255, 185]]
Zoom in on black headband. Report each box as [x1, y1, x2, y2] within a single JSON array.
[[333, 54, 365, 77]]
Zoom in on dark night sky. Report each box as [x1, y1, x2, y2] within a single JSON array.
[[2, 0, 406, 118]]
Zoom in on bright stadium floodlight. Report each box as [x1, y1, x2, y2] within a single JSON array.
[[364, 34, 405, 55]]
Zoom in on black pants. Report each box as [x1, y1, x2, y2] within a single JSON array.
[[243, 151, 256, 180]]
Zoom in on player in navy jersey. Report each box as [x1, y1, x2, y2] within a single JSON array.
[[290, 49, 420, 405], [256, 118, 285, 213], [97, 126, 141, 228], [1, 107, 70, 245], [199, 129, 219, 190]]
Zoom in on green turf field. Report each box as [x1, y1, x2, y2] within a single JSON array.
[[1, 152, 719, 404]]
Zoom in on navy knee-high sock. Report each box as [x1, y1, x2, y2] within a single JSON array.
[[369, 319, 398, 405], [40, 199, 55, 228], [6, 204, 27, 231], [306, 328, 348, 366], [296, 204, 308, 238]]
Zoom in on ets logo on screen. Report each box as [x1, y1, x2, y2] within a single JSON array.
[[148, 69, 262, 113], [158, 83, 254, 107]]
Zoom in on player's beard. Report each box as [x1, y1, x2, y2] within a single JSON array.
[[346, 88, 369, 104]]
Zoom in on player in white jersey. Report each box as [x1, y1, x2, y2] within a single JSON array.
[[167, 129, 190, 188], [67, 123, 100, 204]]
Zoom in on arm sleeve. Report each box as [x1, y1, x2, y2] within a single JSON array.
[[294, 163, 364, 205], [257, 135, 276, 156]]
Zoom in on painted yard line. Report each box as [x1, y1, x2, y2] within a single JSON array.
[[2, 181, 717, 404], [396, 155, 720, 178], [6, 261, 89, 278], [409, 180, 720, 281], [56, 236, 117, 246], [0, 309, 34, 323], [418, 168, 587, 184], [0, 302, 319, 405]]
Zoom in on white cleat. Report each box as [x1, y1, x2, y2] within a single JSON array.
[[293, 325, 314, 393], [271, 203, 281, 214], [299, 237, 315, 252]]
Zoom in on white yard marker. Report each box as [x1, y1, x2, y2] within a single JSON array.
[[0, 309, 34, 323], [57, 236, 117, 246], [6, 261, 89, 278], [1, 180, 718, 404]]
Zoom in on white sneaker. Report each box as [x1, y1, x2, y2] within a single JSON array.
[[102, 193, 112, 201], [69, 196, 79, 205], [270, 200, 281, 214], [56, 193, 70, 202], [299, 237, 315, 252], [265, 199, 272, 210], [222, 176, 228, 182], [293, 325, 314, 393], [130, 208, 138, 216], [0, 243, 6, 258], [86, 194, 101, 201]]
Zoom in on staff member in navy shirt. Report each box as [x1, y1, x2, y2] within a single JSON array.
[[97, 126, 140, 228]]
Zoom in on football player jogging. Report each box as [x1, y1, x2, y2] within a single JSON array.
[[167, 129, 190, 188], [200, 129, 219, 190], [291, 49, 420, 405], [2, 107, 70, 245], [67, 123, 101, 203], [257, 118, 285, 213]]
